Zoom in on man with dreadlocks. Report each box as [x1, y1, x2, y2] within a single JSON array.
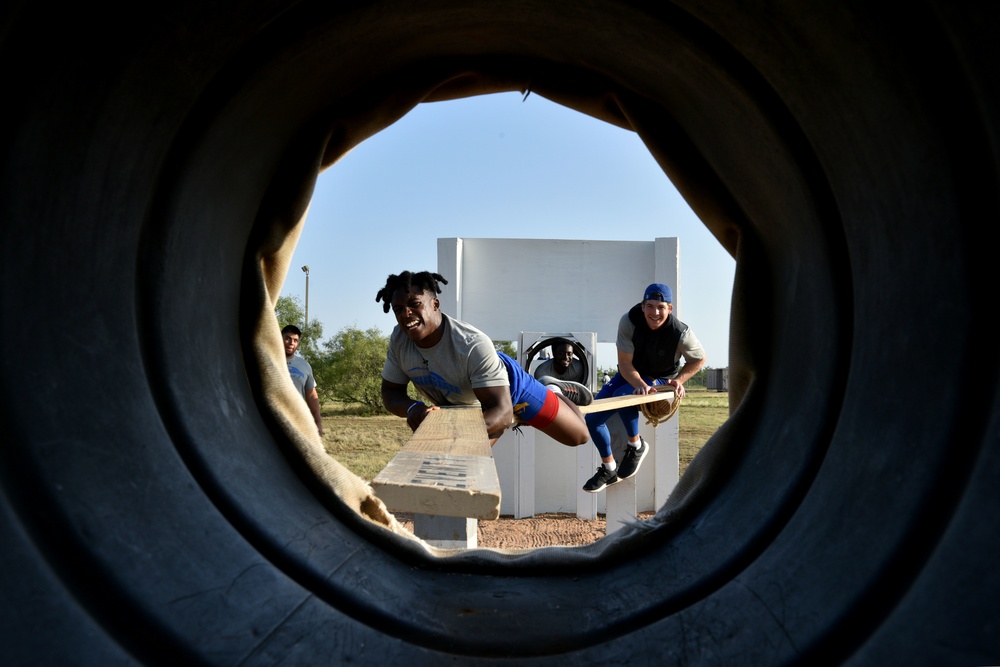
[[377, 270, 591, 446]]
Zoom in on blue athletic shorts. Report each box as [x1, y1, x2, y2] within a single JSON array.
[[497, 352, 559, 427]]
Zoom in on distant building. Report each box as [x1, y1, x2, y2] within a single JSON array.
[[706, 368, 728, 392]]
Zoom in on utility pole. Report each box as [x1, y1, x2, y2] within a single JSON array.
[[301, 265, 310, 337]]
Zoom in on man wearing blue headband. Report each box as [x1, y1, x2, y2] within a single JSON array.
[[582, 282, 706, 492]]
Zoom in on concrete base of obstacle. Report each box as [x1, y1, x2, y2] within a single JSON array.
[[411, 514, 479, 549]]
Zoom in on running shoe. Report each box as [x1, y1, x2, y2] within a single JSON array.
[[582, 465, 620, 493], [616, 438, 649, 480], [538, 376, 594, 406]]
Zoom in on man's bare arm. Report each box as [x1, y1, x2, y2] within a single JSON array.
[[381, 378, 437, 431], [472, 385, 514, 442], [305, 387, 324, 436]]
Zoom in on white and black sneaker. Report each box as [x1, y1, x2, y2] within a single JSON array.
[[616, 439, 649, 480], [583, 466, 620, 493], [539, 376, 594, 406]]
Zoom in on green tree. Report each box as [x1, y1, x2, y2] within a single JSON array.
[[685, 366, 708, 388], [315, 326, 390, 414], [494, 340, 517, 358], [274, 294, 304, 330], [274, 295, 323, 357]]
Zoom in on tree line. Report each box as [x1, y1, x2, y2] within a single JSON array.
[[276, 295, 387, 413], [275, 295, 708, 413]]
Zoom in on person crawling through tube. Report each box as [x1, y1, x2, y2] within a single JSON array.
[[532, 340, 594, 406]]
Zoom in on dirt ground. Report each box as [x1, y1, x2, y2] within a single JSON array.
[[395, 511, 656, 549]]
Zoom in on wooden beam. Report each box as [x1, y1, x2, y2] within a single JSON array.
[[371, 407, 501, 521], [578, 389, 675, 415]]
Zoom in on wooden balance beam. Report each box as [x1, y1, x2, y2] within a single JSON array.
[[371, 390, 675, 547], [371, 406, 500, 549], [578, 389, 674, 415]]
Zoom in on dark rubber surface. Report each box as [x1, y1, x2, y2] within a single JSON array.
[[2, 2, 998, 665]]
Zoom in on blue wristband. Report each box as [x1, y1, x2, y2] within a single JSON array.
[[406, 401, 424, 415]]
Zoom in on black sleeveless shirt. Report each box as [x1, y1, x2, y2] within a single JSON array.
[[627, 303, 687, 378]]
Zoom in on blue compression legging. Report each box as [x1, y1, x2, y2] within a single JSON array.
[[585, 372, 668, 459]]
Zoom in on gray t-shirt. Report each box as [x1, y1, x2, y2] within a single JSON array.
[[533, 358, 586, 383], [616, 312, 706, 377], [382, 313, 508, 406], [287, 355, 316, 398]]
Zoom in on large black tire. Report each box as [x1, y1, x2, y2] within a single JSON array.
[[2, 2, 997, 665]]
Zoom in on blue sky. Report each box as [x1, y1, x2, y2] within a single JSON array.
[[285, 92, 734, 370]]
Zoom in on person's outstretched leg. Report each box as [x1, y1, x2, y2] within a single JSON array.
[[616, 378, 669, 479], [582, 374, 634, 492], [536, 393, 590, 445], [500, 351, 589, 446]]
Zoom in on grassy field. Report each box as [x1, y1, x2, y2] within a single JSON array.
[[321, 387, 729, 480], [676, 389, 729, 476]]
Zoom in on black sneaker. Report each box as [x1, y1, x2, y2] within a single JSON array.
[[539, 376, 594, 406], [583, 465, 620, 493], [617, 439, 649, 480]]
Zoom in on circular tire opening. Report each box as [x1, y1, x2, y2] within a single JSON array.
[[3, 3, 998, 665]]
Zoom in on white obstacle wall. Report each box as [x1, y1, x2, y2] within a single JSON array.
[[437, 237, 682, 528], [437, 238, 684, 338]]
